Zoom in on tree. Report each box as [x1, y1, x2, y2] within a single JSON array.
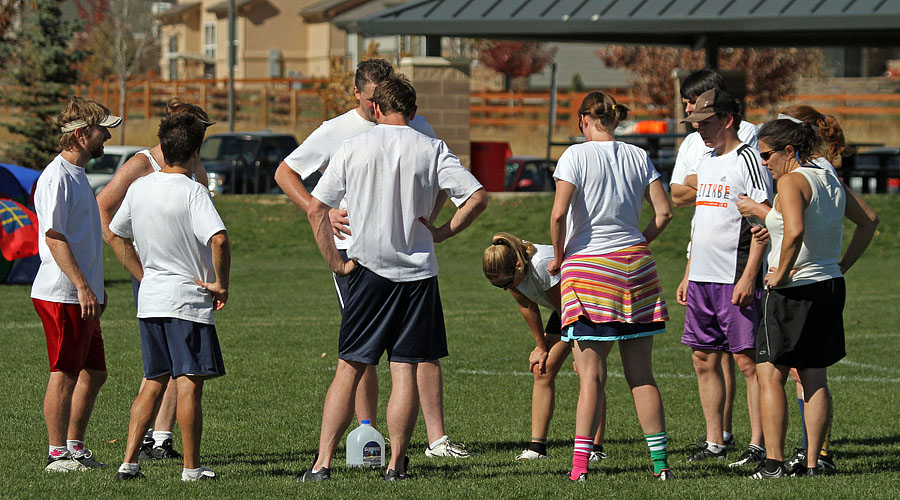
[[597, 45, 822, 110], [0, 0, 24, 67], [75, 0, 159, 144], [477, 40, 557, 91], [0, 0, 85, 169]]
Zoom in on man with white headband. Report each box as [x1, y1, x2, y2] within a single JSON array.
[[31, 96, 121, 472]]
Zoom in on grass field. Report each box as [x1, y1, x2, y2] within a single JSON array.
[[2, 193, 899, 499]]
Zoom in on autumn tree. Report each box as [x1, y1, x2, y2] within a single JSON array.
[[0, 0, 85, 169], [597, 45, 821, 110], [75, 0, 159, 144], [477, 40, 558, 91]]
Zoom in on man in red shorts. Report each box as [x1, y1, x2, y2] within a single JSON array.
[[30, 96, 121, 472]]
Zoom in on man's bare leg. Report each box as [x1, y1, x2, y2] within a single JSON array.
[[312, 359, 367, 471], [386, 362, 419, 475], [355, 365, 379, 427], [122, 376, 168, 463], [175, 376, 205, 470]]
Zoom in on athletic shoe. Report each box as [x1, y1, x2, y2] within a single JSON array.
[[567, 472, 587, 482], [688, 442, 727, 462], [149, 439, 182, 460], [182, 467, 216, 481], [728, 446, 765, 468], [296, 467, 330, 482], [786, 448, 807, 473], [697, 434, 735, 448], [71, 449, 108, 468], [425, 436, 471, 458], [115, 465, 143, 480], [516, 449, 547, 460], [45, 453, 88, 472], [589, 450, 607, 461], [817, 452, 837, 475], [654, 468, 674, 481], [749, 463, 787, 479], [384, 456, 409, 481], [138, 435, 155, 461]]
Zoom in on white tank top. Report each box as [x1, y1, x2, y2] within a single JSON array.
[[138, 149, 162, 172], [514, 244, 560, 310], [765, 166, 845, 288]]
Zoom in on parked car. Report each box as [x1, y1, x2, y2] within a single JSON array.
[[84, 145, 144, 194], [200, 131, 301, 195], [504, 156, 555, 192], [849, 147, 900, 194]]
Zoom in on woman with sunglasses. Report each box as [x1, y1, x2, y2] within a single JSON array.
[[743, 118, 877, 478], [483, 232, 610, 462], [549, 91, 674, 481], [736, 106, 875, 474]]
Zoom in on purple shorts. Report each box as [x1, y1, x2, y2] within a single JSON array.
[[682, 281, 762, 353]]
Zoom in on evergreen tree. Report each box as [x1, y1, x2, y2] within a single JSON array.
[[1, 0, 85, 169]]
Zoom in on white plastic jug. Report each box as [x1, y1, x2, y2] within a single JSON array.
[[346, 420, 384, 467]]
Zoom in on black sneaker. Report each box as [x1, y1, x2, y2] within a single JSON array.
[[817, 452, 837, 475], [688, 442, 727, 462], [697, 434, 735, 448], [137, 443, 154, 461], [654, 468, 674, 481], [115, 468, 144, 480], [384, 456, 409, 481], [149, 439, 182, 460], [296, 467, 330, 482], [749, 463, 787, 479], [728, 446, 765, 468], [786, 448, 807, 473]]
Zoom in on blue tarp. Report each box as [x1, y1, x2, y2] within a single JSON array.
[[1, 162, 41, 284]]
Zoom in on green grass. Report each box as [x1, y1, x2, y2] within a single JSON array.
[[2, 193, 899, 499]]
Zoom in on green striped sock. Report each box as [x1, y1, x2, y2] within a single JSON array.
[[645, 431, 669, 474]]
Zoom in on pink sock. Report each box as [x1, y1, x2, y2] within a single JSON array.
[[570, 435, 592, 480]]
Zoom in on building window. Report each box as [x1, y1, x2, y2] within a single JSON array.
[[168, 34, 178, 54], [204, 22, 217, 59], [168, 35, 179, 80]]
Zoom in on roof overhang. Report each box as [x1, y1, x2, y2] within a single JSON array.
[[300, 0, 378, 24], [156, 2, 201, 25], [354, 0, 900, 48], [207, 0, 266, 16]]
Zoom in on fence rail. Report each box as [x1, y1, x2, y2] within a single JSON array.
[[3, 79, 899, 130]]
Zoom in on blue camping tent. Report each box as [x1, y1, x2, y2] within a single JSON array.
[[1, 163, 41, 284]]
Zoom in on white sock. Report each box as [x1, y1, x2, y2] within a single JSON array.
[[183, 467, 201, 478], [153, 430, 173, 447], [66, 440, 84, 455], [49, 445, 68, 458], [707, 442, 726, 453], [723, 431, 733, 443], [118, 462, 139, 473], [429, 435, 448, 449]]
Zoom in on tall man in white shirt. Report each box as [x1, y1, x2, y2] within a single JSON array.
[[108, 113, 230, 481], [31, 97, 121, 472], [670, 70, 759, 453], [676, 89, 772, 468], [298, 75, 488, 481], [275, 59, 469, 458]]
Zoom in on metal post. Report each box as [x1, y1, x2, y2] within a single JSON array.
[[705, 38, 719, 70], [546, 62, 558, 161], [228, 0, 236, 131], [425, 36, 441, 57]]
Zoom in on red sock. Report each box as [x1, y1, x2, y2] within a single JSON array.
[[570, 435, 592, 480]]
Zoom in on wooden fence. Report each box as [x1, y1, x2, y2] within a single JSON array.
[[4, 78, 899, 130]]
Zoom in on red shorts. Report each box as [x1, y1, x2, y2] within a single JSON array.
[[33, 299, 106, 373]]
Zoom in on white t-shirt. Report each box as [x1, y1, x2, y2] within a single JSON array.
[[553, 141, 661, 257], [283, 109, 436, 249], [138, 149, 162, 171], [670, 120, 759, 186], [31, 155, 105, 305], [312, 124, 482, 282], [109, 172, 226, 324], [766, 165, 845, 288], [689, 143, 773, 284], [514, 244, 559, 310]]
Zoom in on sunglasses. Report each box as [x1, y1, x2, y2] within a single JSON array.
[[759, 149, 782, 161], [492, 277, 515, 290]]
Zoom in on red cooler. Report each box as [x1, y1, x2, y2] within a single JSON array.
[[470, 141, 510, 192]]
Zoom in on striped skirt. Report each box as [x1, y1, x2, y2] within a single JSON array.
[[560, 244, 669, 328]]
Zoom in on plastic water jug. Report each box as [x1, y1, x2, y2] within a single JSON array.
[[346, 420, 384, 467]]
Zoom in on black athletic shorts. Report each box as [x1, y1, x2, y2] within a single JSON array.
[[756, 277, 846, 369], [338, 265, 448, 364]]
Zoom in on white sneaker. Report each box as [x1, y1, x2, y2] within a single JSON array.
[[589, 450, 607, 461], [515, 449, 547, 460], [45, 453, 89, 472], [182, 466, 217, 481], [425, 435, 471, 458], [71, 449, 108, 468]]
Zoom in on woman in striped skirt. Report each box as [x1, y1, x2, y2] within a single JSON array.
[[549, 91, 674, 481]]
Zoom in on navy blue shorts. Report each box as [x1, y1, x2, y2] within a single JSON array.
[[139, 317, 226, 379], [339, 265, 448, 364]]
